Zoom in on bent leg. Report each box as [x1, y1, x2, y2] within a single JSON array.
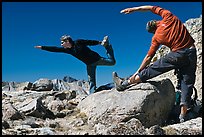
[[96, 44, 116, 66], [137, 54, 177, 82], [137, 49, 191, 83], [105, 44, 115, 62]]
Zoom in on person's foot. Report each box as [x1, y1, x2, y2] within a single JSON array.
[[112, 72, 127, 91], [101, 36, 109, 48], [179, 114, 186, 123]]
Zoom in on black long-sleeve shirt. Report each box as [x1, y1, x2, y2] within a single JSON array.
[[41, 39, 101, 65]]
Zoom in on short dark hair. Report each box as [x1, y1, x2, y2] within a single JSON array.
[[60, 35, 71, 41], [146, 20, 157, 33], [60, 35, 74, 45]]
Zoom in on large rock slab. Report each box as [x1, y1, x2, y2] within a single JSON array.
[[77, 78, 175, 128]]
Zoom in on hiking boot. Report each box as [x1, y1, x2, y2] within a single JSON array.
[[112, 72, 128, 91], [101, 36, 109, 48], [179, 114, 186, 123]]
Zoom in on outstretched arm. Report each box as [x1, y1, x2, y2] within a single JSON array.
[[136, 54, 153, 74], [75, 39, 101, 47], [34, 45, 68, 53], [120, 5, 153, 14], [129, 54, 153, 83]]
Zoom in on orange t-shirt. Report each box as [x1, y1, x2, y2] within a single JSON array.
[[147, 6, 195, 57]]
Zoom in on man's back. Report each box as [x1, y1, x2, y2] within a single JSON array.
[[151, 6, 195, 51]]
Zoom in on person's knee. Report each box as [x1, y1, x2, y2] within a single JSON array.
[[180, 100, 191, 109], [112, 59, 116, 65], [108, 58, 116, 66]]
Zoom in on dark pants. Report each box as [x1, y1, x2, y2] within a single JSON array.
[[87, 44, 116, 94], [138, 47, 197, 108]]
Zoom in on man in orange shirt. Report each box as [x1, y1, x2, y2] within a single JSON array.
[[113, 5, 197, 123]]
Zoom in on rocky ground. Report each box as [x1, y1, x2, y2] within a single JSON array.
[[2, 15, 202, 135]]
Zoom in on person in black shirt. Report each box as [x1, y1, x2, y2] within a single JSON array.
[[34, 35, 116, 94]]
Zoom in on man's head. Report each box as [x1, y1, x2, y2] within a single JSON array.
[[60, 35, 73, 48], [146, 20, 157, 34]]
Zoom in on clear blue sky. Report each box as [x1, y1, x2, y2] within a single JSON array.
[[2, 2, 202, 87]]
